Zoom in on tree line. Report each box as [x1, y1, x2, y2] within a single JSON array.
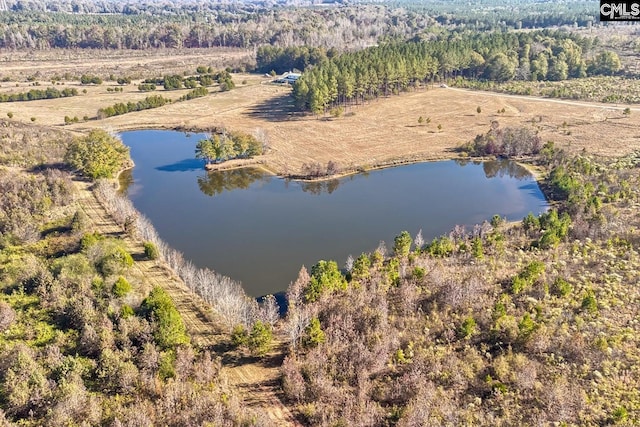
[[0, 0, 599, 52], [291, 29, 619, 114], [255, 45, 332, 75], [96, 94, 171, 119], [0, 86, 77, 102], [142, 70, 234, 91]]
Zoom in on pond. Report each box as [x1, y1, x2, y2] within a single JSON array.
[[119, 130, 548, 298]]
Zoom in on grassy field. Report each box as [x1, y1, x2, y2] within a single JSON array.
[[2, 66, 640, 176], [0, 47, 253, 80]]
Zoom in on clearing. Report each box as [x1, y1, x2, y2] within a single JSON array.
[[2, 70, 639, 176]]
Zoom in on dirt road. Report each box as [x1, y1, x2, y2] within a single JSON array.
[[446, 86, 640, 111], [74, 179, 299, 426]]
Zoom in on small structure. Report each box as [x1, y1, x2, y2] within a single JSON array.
[[275, 72, 302, 84]]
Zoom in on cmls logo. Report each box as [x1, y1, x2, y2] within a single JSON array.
[[600, 1, 640, 21]]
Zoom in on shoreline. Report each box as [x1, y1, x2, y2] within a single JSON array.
[[114, 126, 545, 187]]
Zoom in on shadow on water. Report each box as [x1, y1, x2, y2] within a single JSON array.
[[197, 167, 271, 197], [519, 182, 548, 200], [156, 158, 205, 172]]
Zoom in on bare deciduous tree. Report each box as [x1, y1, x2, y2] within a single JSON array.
[[414, 229, 424, 251], [93, 180, 258, 330], [258, 294, 280, 327], [345, 254, 354, 273]]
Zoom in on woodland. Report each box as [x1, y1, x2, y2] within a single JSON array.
[[1, 0, 640, 426]]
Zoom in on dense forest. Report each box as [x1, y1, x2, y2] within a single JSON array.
[[0, 0, 601, 51], [290, 30, 623, 113]]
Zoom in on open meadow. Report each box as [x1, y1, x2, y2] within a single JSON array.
[[1, 51, 639, 176]]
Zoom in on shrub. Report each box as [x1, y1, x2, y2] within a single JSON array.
[[231, 324, 249, 348], [80, 74, 102, 85], [93, 241, 134, 276], [97, 95, 171, 119], [411, 266, 425, 281], [612, 407, 628, 423], [120, 304, 134, 318], [303, 317, 325, 348], [551, 277, 572, 297], [425, 236, 455, 257], [179, 87, 208, 101], [459, 316, 477, 339], [113, 276, 132, 297], [138, 83, 156, 92], [330, 106, 344, 118], [0, 301, 16, 332], [143, 242, 159, 260], [51, 253, 94, 280], [518, 313, 536, 339], [80, 232, 104, 251], [511, 261, 545, 294], [581, 291, 598, 313], [248, 321, 273, 356], [141, 286, 189, 349], [163, 74, 183, 90], [70, 209, 89, 234], [158, 351, 176, 380], [462, 124, 541, 157]]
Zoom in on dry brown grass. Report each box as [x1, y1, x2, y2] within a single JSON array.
[[0, 47, 253, 80], [2, 54, 640, 176]]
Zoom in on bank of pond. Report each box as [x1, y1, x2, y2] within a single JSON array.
[[119, 130, 548, 297]]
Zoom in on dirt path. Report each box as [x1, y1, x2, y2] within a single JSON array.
[[74, 179, 299, 426], [446, 86, 640, 111]]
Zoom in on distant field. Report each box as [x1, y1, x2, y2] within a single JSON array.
[[0, 47, 253, 80], [1, 53, 639, 176]]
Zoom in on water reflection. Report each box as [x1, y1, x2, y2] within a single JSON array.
[[197, 168, 270, 197], [299, 179, 341, 195], [118, 169, 134, 196], [455, 158, 532, 180], [120, 129, 549, 297], [196, 158, 533, 198]]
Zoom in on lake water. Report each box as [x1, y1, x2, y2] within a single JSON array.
[[119, 130, 548, 297]]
